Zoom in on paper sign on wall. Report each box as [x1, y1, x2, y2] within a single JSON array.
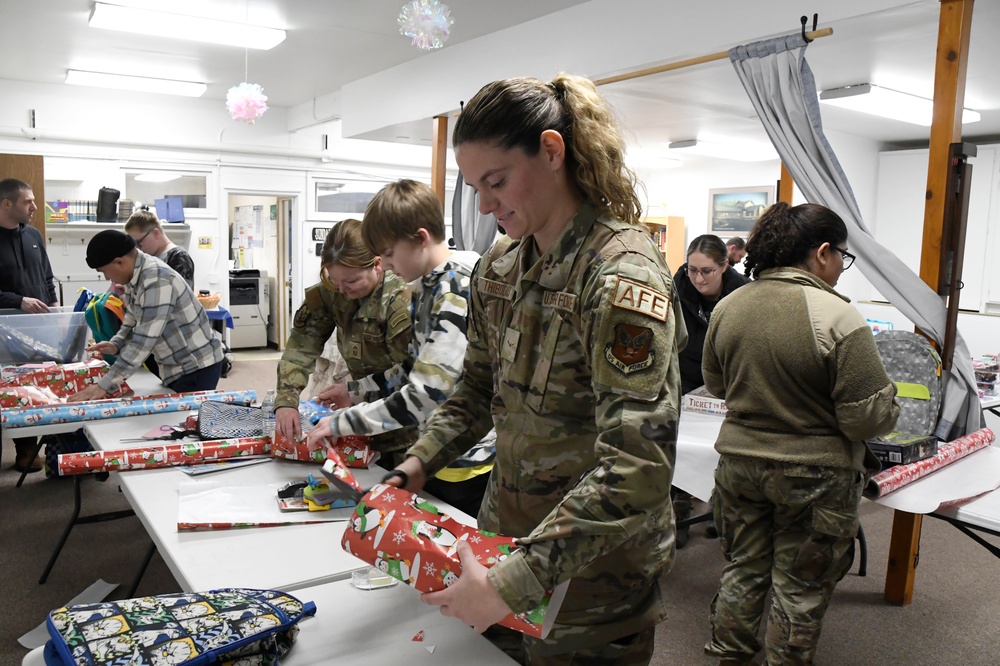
[[198, 236, 214, 249]]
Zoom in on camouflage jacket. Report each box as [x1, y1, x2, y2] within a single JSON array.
[[275, 272, 417, 454], [324, 253, 480, 438], [409, 204, 686, 650]]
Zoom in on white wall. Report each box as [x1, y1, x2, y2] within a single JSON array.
[[0, 78, 454, 324]]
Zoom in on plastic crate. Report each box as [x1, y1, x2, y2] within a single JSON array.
[[0, 307, 88, 365]]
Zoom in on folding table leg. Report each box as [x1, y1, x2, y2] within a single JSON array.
[[123, 541, 157, 598], [39, 475, 137, 584], [15, 438, 45, 489]]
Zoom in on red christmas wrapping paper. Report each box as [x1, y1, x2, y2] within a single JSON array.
[[0, 359, 130, 408], [58, 437, 271, 475], [58, 433, 376, 475], [864, 427, 995, 498], [341, 481, 564, 639], [271, 431, 378, 467]]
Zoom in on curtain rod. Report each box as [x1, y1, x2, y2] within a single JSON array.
[[594, 27, 833, 87]]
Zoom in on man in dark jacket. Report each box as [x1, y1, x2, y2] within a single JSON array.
[[0, 178, 59, 473]]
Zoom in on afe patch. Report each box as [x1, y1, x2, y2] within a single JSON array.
[[348, 341, 362, 359], [611, 277, 669, 322], [605, 323, 655, 374]]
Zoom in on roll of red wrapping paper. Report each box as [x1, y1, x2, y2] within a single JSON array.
[[864, 427, 995, 498], [58, 437, 270, 475], [59, 432, 376, 475]]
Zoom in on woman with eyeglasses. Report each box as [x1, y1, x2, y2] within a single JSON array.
[[671, 234, 748, 548], [675, 234, 748, 396], [272, 218, 418, 464], [702, 202, 898, 666]]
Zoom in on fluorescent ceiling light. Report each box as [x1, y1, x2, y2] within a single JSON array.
[[819, 83, 980, 126], [89, 2, 286, 50], [625, 149, 683, 170], [134, 172, 182, 183], [667, 138, 777, 162], [66, 69, 207, 97]]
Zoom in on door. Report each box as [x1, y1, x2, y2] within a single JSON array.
[[0, 154, 45, 236], [275, 197, 293, 351]]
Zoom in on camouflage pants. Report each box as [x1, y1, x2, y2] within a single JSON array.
[[705, 455, 862, 666], [485, 625, 655, 666]]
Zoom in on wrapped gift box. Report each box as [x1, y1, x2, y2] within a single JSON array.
[[866, 431, 939, 468]]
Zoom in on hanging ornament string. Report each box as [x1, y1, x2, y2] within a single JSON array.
[[226, 10, 268, 124], [398, 0, 454, 50]]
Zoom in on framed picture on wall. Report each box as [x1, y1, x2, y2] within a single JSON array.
[[708, 186, 774, 236]]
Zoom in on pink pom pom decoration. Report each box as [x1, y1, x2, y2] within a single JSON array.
[[226, 82, 269, 124], [398, 0, 454, 51]]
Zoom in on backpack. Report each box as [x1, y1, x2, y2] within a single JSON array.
[[873, 330, 943, 437], [75, 290, 126, 363], [43, 587, 315, 666]]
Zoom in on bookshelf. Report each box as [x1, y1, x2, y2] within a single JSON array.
[[642, 215, 685, 272]]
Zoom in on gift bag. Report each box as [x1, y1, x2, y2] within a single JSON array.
[[44, 587, 315, 666], [197, 401, 264, 439]]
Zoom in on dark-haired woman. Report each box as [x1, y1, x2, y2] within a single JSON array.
[[672, 234, 747, 547], [702, 203, 898, 666], [675, 234, 747, 395]]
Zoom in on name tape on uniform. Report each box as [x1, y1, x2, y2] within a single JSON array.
[[542, 291, 577, 313], [611, 277, 669, 322], [478, 278, 514, 300]]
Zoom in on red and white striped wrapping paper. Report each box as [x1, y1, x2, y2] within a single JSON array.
[[864, 427, 995, 499]]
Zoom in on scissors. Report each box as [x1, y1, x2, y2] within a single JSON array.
[[120, 425, 198, 442]]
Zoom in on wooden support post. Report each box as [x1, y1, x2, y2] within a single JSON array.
[[778, 163, 794, 205], [884, 0, 975, 606], [431, 116, 448, 209]]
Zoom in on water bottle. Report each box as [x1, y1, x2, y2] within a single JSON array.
[[261, 389, 276, 440]]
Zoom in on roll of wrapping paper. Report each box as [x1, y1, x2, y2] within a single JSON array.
[[864, 427, 995, 498], [59, 432, 375, 475], [0, 389, 256, 429], [58, 437, 270, 475]]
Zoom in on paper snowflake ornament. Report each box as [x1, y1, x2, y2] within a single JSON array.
[[226, 82, 268, 124], [398, 0, 454, 50]]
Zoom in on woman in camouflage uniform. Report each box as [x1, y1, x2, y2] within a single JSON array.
[[273, 218, 417, 466], [702, 203, 898, 666], [388, 74, 685, 665]]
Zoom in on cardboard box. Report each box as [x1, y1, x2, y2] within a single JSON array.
[[682, 385, 727, 416], [866, 432, 938, 467]]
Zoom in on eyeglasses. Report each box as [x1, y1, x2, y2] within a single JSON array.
[[832, 246, 856, 270], [134, 230, 152, 247], [687, 266, 720, 278]]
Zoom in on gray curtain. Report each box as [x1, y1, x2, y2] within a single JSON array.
[[451, 171, 499, 255], [728, 33, 980, 439]]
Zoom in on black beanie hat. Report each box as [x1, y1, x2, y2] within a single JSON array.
[[86, 230, 136, 269]]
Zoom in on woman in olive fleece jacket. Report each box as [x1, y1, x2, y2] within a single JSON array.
[[702, 203, 899, 666]]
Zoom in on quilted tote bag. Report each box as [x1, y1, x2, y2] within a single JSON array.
[[197, 401, 265, 439], [44, 587, 315, 665]]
